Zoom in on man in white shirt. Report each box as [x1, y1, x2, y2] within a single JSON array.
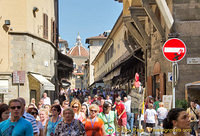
[[124, 96, 134, 134], [41, 92, 51, 105], [194, 100, 200, 110], [105, 95, 112, 105]]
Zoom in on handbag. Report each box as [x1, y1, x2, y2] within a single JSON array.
[[77, 120, 84, 136]]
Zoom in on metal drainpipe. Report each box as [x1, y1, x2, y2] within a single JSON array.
[[54, 0, 59, 100]]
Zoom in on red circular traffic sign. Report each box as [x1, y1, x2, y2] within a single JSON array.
[[162, 38, 186, 62]]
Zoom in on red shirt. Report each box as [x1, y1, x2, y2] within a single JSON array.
[[116, 102, 127, 118], [99, 105, 103, 113]]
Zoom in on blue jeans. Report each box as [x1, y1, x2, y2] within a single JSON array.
[[126, 112, 134, 133]]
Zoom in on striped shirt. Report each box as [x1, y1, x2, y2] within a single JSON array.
[[23, 112, 39, 134]]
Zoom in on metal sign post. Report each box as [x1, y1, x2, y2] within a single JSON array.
[[172, 62, 178, 108], [18, 83, 20, 97], [162, 38, 186, 109], [172, 62, 175, 108]]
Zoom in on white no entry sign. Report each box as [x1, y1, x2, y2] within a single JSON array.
[[162, 38, 186, 62]]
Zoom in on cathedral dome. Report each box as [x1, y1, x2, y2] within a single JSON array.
[[68, 45, 89, 57], [67, 33, 89, 57]]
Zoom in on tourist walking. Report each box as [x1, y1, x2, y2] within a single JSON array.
[[186, 100, 200, 136], [18, 97, 39, 136], [27, 107, 44, 136], [0, 103, 9, 122], [157, 102, 168, 127], [41, 93, 51, 105], [44, 104, 62, 136], [144, 103, 157, 133], [39, 108, 49, 128], [81, 104, 89, 118], [124, 96, 134, 134], [0, 99, 33, 136], [98, 101, 117, 136], [70, 99, 86, 122], [115, 98, 127, 136], [54, 107, 86, 136], [163, 108, 190, 136], [85, 104, 106, 136]]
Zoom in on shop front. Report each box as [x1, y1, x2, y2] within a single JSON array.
[[0, 79, 9, 103], [28, 73, 55, 104]]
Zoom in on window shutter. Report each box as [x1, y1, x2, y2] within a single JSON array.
[[159, 73, 166, 101], [46, 15, 48, 39], [147, 76, 152, 96], [51, 19, 53, 42], [54, 21, 57, 45], [43, 14, 45, 38]]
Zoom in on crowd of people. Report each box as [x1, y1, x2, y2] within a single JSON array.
[[0, 88, 199, 136]]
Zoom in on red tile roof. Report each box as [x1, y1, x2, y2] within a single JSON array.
[[67, 45, 89, 57]]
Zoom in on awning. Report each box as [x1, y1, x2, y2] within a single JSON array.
[[0, 80, 8, 94], [185, 81, 200, 88], [185, 81, 200, 101], [30, 73, 55, 91]]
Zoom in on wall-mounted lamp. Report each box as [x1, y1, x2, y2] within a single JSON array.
[[5, 20, 10, 26], [33, 7, 39, 12]]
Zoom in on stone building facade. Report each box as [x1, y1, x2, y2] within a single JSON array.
[[115, 0, 200, 102], [0, 0, 58, 104], [86, 33, 107, 87], [92, 14, 145, 91]]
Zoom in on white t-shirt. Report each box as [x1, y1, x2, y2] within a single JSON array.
[[124, 100, 131, 113], [157, 107, 168, 120], [42, 97, 51, 105], [145, 109, 157, 123], [196, 104, 200, 110]]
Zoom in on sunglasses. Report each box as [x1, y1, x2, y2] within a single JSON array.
[[30, 112, 38, 115], [72, 106, 78, 108], [90, 109, 97, 113], [10, 106, 21, 110]]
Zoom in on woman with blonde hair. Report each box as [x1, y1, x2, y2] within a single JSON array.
[[157, 102, 168, 127], [39, 108, 49, 128], [144, 103, 157, 133], [70, 99, 86, 122], [85, 104, 106, 136], [30, 98, 37, 108]]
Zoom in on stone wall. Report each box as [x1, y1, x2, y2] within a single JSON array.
[[173, 0, 200, 100], [2, 34, 55, 104]]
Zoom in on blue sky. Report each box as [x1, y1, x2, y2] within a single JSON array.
[[59, 0, 123, 49]]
